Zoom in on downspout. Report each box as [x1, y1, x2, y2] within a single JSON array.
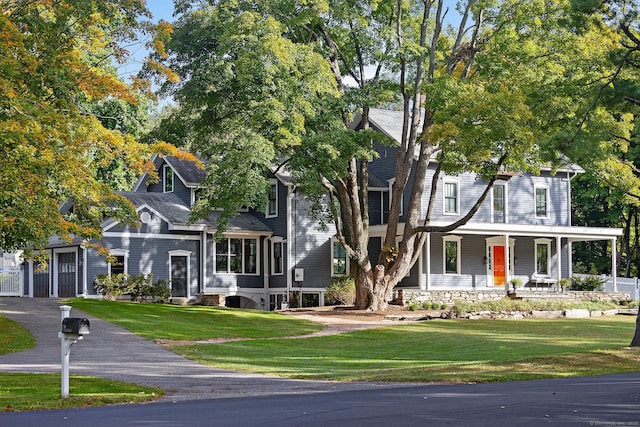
[[568, 171, 578, 226], [263, 237, 269, 310], [286, 184, 297, 303], [83, 245, 87, 297], [612, 237, 618, 292], [201, 231, 207, 294]]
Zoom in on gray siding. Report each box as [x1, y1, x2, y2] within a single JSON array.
[[145, 159, 193, 206], [86, 235, 200, 297], [288, 191, 335, 289]]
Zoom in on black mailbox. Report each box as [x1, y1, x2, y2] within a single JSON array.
[[62, 317, 90, 335]]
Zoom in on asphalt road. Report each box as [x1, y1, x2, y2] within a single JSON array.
[[1, 373, 640, 426]]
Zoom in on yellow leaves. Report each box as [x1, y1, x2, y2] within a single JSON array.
[[152, 21, 174, 58], [154, 142, 204, 169], [147, 60, 180, 83]]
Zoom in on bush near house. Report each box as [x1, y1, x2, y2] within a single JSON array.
[[570, 275, 606, 291], [325, 276, 356, 306], [94, 274, 170, 303]]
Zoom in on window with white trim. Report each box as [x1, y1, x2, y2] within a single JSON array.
[[442, 235, 462, 275], [108, 249, 128, 276], [163, 165, 174, 193], [271, 240, 283, 275], [492, 184, 506, 223], [534, 238, 551, 276], [331, 239, 348, 276], [443, 180, 459, 214], [535, 186, 548, 218], [266, 179, 278, 218], [215, 238, 258, 274]]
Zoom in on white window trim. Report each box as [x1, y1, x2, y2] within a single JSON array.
[[266, 179, 278, 218], [213, 237, 260, 276], [534, 185, 549, 218], [163, 164, 174, 193], [388, 178, 403, 217], [491, 183, 508, 223], [107, 249, 129, 276], [331, 238, 350, 277], [443, 179, 460, 215], [442, 235, 462, 275], [271, 238, 284, 276], [534, 238, 551, 277]]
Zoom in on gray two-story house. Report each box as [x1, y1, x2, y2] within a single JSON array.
[[20, 108, 622, 308]]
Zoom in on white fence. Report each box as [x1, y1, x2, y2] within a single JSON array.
[[574, 274, 639, 301], [0, 267, 22, 296]]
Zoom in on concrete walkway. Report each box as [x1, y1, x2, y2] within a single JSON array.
[[0, 298, 403, 402]]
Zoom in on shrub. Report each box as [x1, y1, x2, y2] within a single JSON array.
[[94, 274, 133, 301], [94, 274, 170, 303], [570, 275, 605, 291], [325, 276, 355, 306]]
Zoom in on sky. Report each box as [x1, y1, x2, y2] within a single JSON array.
[[125, 1, 463, 87]]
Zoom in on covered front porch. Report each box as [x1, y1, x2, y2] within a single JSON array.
[[413, 222, 624, 292]]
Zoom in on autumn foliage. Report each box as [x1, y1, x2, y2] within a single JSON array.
[[0, 0, 187, 252]]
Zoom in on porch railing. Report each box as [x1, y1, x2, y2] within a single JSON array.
[[574, 274, 639, 301]]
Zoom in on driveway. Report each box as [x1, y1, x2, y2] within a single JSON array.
[[0, 298, 406, 401]]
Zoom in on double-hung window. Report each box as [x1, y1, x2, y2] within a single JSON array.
[[535, 186, 548, 218], [215, 238, 258, 274], [493, 185, 506, 223], [271, 240, 283, 275], [108, 250, 128, 276], [266, 180, 278, 218], [442, 236, 462, 275], [331, 240, 348, 276], [444, 180, 459, 214]]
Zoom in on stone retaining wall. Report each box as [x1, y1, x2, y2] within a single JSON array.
[[396, 289, 632, 306]]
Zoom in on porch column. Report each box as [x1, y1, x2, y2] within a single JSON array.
[[504, 233, 510, 289], [424, 233, 431, 290], [556, 236, 562, 284], [612, 237, 617, 292], [567, 240, 573, 278]]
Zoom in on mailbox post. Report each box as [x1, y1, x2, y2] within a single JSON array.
[[58, 305, 90, 398]]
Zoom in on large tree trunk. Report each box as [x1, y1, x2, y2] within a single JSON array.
[[631, 309, 640, 347]]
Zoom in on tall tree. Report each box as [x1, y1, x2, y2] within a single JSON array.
[[572, 0, 640, 347], [156, 0, 630, 310], [0, 0, 187, 253]]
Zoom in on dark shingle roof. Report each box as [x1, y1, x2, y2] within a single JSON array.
[[119, 192, 271, 233], [164, 156, 207, 187]]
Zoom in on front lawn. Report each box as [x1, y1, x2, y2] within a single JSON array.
[[66, 300, 639, 383], [69, 299, 323, 341], [170, 317, 640, 382], [0, 373, 162, 412], [0, 316, 35, 355]]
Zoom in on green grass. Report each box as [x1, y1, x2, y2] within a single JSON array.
[[69, 299, 323, 341], [0, 373, 163, 412], [170, 317, 640, 382], [0, 317, 35, 355]]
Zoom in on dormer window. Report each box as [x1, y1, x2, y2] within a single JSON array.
[[164, 165, 174, 193]]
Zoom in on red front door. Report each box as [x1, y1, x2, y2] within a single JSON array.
[[493, 246, 506, 287]]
